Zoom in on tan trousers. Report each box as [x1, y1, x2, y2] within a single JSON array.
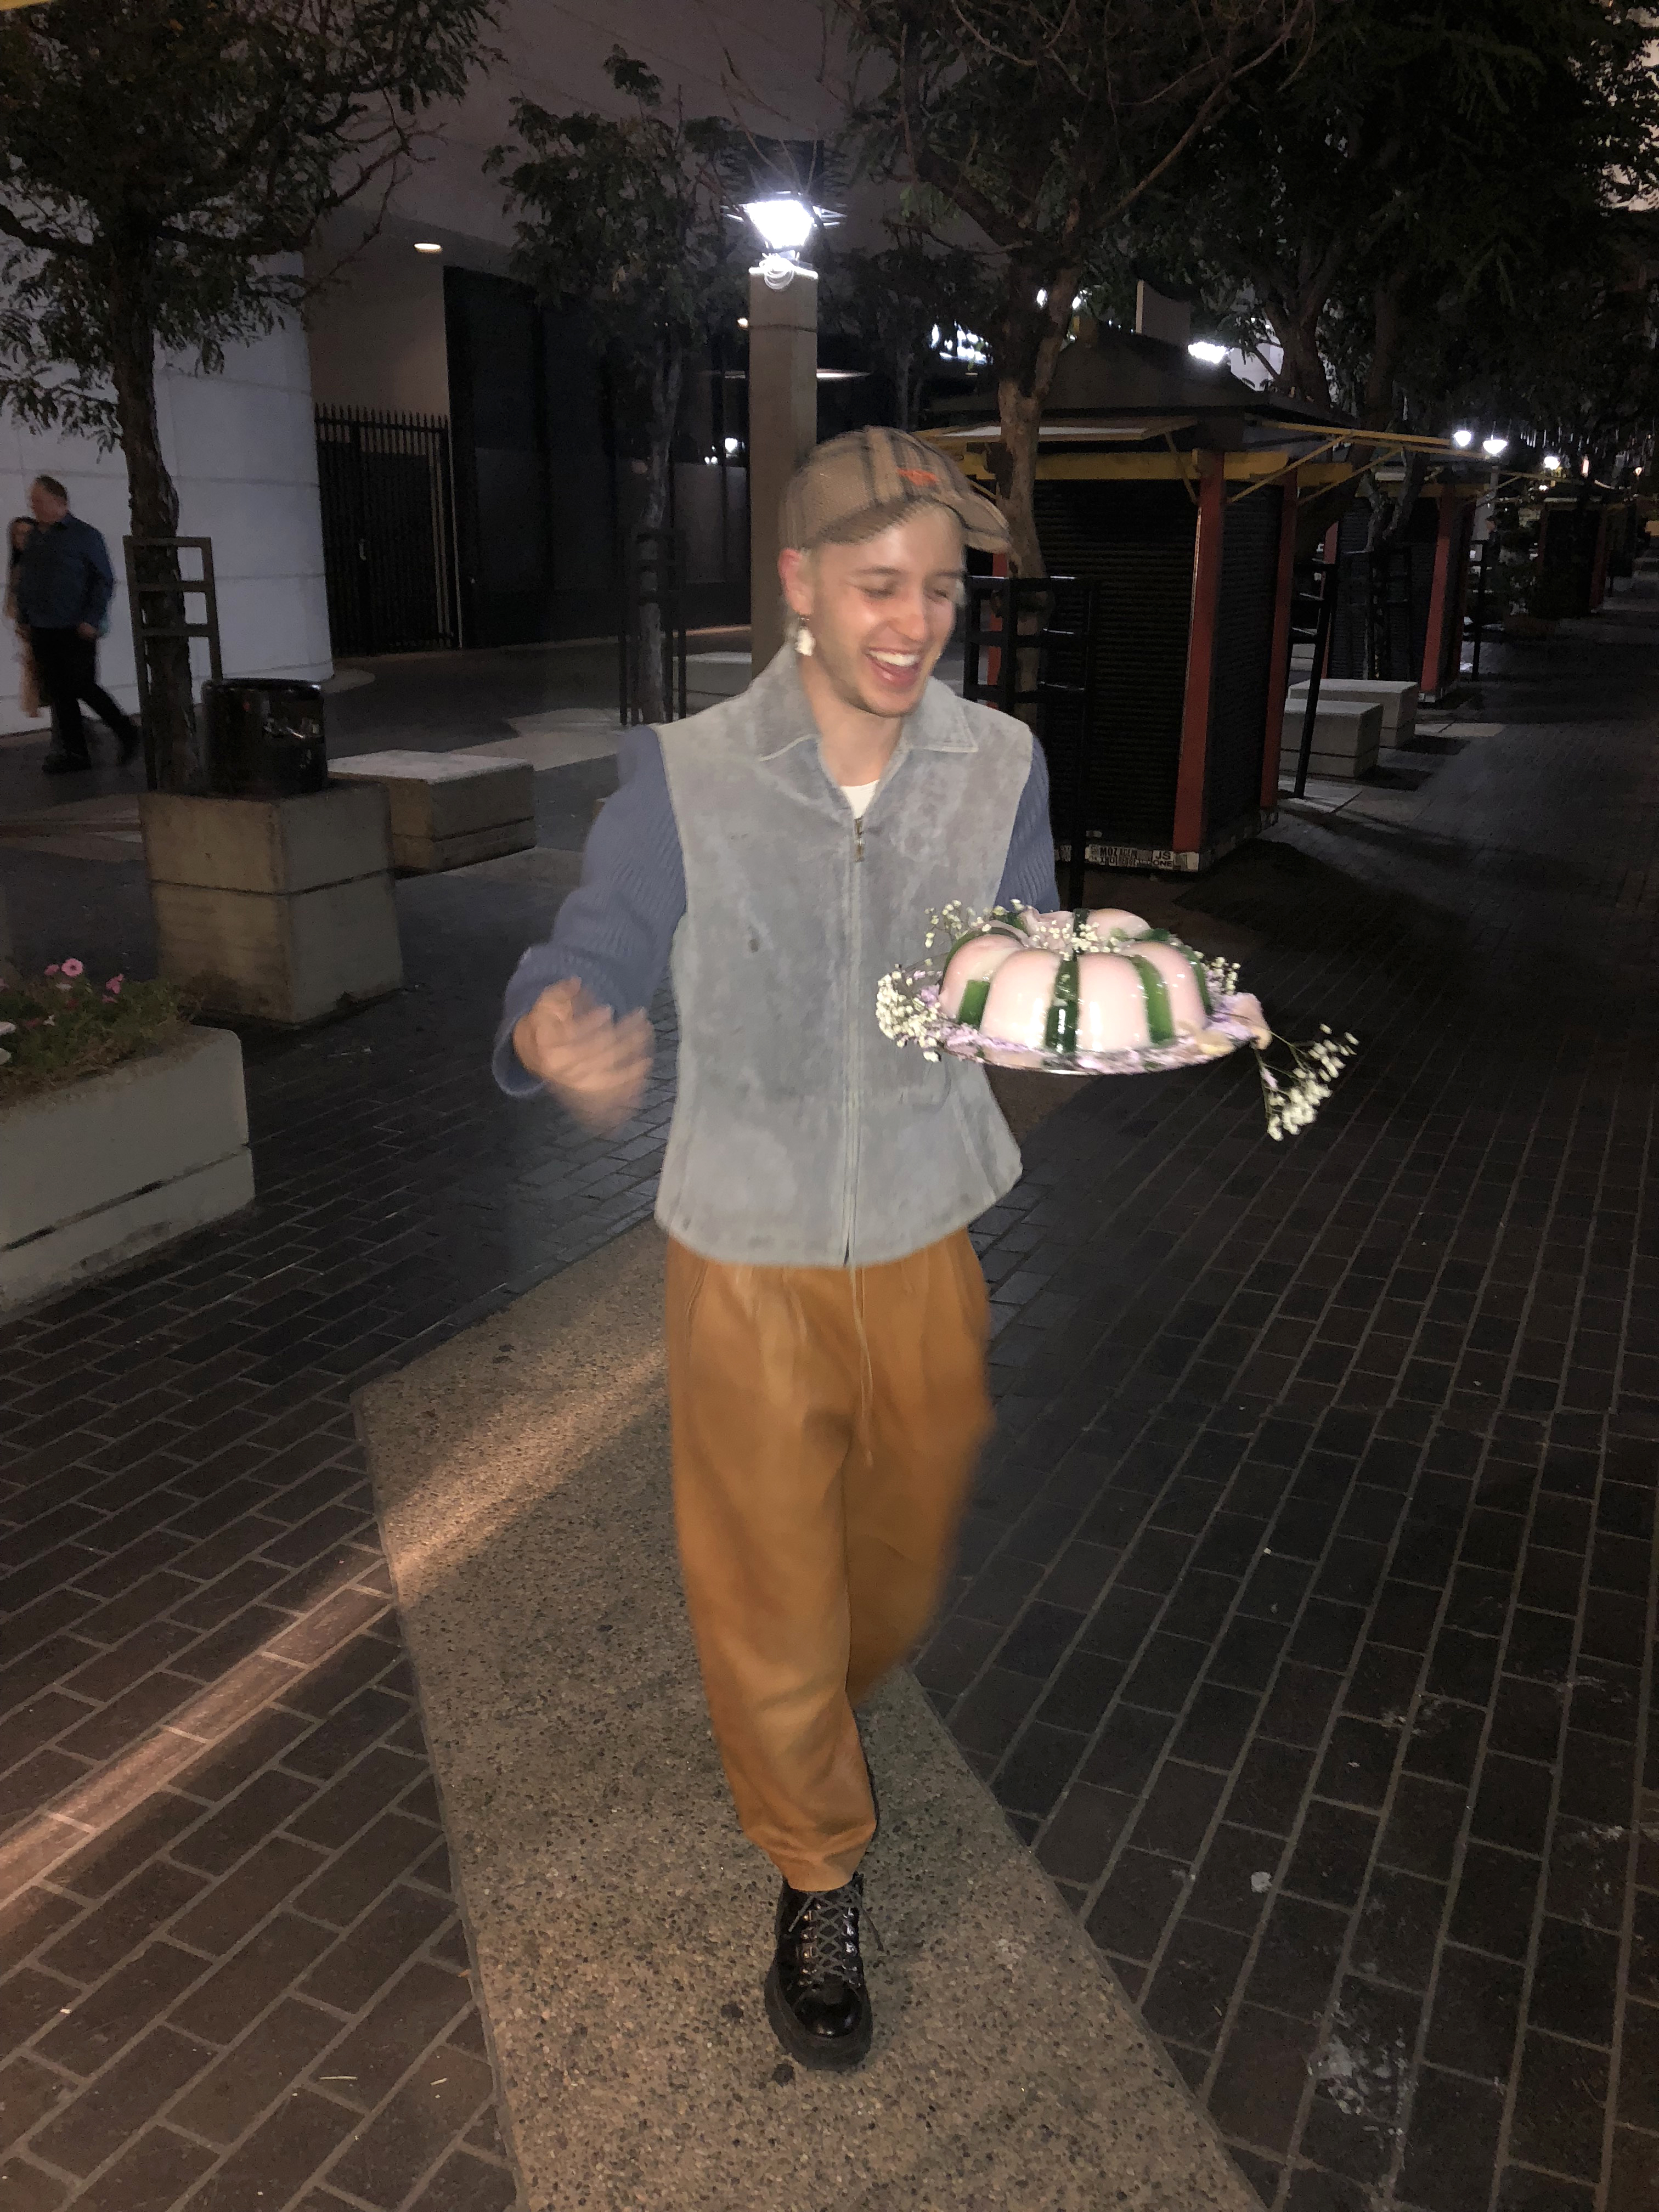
[[666, 1230, 992, 1892]]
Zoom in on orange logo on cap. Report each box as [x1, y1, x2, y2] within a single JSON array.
[[897, 467, 940, 487]]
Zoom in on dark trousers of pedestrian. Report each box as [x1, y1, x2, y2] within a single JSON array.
[[27, 627, 139, 765]]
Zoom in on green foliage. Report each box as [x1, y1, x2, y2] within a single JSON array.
[[488, 48, 746, 376], [1133, 0, 1659, 426], [0, 0, 497, 444], [819, 234, 993, 427], [0, 962, 194, 1102], [836, 0, 1316, 569]]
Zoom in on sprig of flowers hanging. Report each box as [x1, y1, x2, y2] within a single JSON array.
[[876, 905, 1355, 1139]]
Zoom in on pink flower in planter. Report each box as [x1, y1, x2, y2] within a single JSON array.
[[60, 959, 84, 978], [104, 975, 124, 996], [44, 964, 59, 976]]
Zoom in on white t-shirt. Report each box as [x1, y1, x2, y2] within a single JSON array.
[[839, 780, 880, 816]]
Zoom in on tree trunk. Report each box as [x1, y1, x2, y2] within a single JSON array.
[[1267, 303, 1331, 410], [634, 341, 684, 725], [992, 379, 1045, 578], [106, 261, 195, 791], [1362, 275, 1404, 430]]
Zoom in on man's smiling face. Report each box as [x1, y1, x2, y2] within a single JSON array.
[[780, 505, 965, 721]]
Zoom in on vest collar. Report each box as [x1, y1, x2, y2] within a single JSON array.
[[748, 644, 980, 763]]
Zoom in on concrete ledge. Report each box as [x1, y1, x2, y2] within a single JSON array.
[[0, 1028, 253, 1311], [357, 1222, 1257, 2212], [143, 786, 402, 1023], [1289, 678, 1415, 743], [1280, 700, 1381, 780], [331, 751, 535, 874], [141, 783, 392, 895]]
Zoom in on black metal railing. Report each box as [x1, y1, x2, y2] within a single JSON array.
[[315, 405, 459, 656], [963, 572, 1104, 903]]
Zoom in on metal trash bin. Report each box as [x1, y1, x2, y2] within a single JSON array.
[[202, 680, 328, 798]]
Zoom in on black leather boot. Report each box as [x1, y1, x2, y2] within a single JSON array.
[[763, 1871, 872, 2070]]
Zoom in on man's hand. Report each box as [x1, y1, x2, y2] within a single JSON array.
[[512, 979, 652, 1133], [76, 622, 98, 641]]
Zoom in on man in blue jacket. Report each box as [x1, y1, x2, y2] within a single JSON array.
[[16, 476, 140, 774], [495, 429, 1058, 2070]]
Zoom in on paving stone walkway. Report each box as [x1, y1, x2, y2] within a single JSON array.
[[2, 582, 1656, 2210]]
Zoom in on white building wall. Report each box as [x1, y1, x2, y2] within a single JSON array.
[[1, 311, 331, 737]]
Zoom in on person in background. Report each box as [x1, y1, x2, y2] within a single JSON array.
[[495, 428, 1059, 2072], [14, 476, 141, 775], [5, 517, 46, 727]]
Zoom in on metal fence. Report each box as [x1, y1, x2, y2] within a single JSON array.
[[314, 406, 459, 656]]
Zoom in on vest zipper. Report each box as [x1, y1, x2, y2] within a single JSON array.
[[843, 811, 863, 1260]]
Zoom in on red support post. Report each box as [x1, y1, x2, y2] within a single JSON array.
[[1420, 490, 1459, 697]]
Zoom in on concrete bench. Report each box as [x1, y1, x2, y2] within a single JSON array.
[[330, 750, 535, 873], [1288, 678, 1417, 744], [1280, 699, 1383, 782]]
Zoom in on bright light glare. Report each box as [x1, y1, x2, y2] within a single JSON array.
[[414, 241, 442, 254], [1451, 429, 1474, 448], [932, 322, 989, 366], [1482, 436, 1509, 458], [724, 436, 741, 456], [1188, 340, 1229, 365], [743, 197, 814, 253], [1543, 453, 1562, 471]]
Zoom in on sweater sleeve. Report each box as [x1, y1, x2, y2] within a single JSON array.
[[994, 738, 1060, 911], [80, 524, 114, 629], [491, 725, 686, 1098]]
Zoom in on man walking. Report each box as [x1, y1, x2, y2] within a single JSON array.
[[15, 476, 141, 774], [494, 429, 1058, 2069]]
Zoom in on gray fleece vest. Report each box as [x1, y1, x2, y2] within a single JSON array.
[[654, 647, 1031, 1267]]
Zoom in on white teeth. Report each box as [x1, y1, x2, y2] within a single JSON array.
[[871, 652, 919, 668]]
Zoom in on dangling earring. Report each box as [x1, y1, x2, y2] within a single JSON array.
[[794, 624, 815, 657]]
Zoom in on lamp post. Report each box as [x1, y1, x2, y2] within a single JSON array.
[[744, 198, 819, 675]]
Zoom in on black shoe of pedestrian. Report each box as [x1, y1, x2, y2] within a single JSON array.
[[42, 754, 92, 775], [763, 1872, 872, 2071]]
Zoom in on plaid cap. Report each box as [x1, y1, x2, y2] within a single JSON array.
[[780, 427, 1009, 554]]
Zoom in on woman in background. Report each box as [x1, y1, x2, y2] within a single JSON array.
[[5, 515, 44, 722]]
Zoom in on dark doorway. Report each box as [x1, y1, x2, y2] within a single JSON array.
[[314, 407, 459, 655]]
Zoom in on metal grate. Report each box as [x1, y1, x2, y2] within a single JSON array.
[[315, 406, 459, 656], [1032, 479, 1199, 850]]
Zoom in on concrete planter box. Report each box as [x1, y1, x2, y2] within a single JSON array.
[[329, 751, 534, 873], [1, 1026, 254, 1312], [1281, 699, 1382, 782], [1289, 678, 1417, 745], [141, 785, 402, 1025]]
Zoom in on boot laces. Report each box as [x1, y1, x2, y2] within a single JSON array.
[[789, 1882, 865, 1993]]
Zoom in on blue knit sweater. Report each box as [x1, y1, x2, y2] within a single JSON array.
[[494, 720, 1058, 1096]]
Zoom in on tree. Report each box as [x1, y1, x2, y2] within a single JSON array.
[[0, 0, 495, 790], [489, 49, 747, 721], [835, 0, 1317, 574], [820, 232, 992, 429], [1158, 0, 1659, 429]]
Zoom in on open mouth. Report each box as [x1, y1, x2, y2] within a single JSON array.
[[866, 648, 924, 693]]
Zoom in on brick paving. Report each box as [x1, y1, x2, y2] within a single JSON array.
[[923, 589, 1659, 2210], [3, 582, 1657, 2209]]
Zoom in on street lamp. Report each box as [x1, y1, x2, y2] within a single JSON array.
[[1543, 453, 1564, 472], [1188, 340, 1229, 365], [743, 197, 820, 672], [1452, 430, 1474, 449], [744, 196, 816, 287], [1482, 435, 1509, 458]]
